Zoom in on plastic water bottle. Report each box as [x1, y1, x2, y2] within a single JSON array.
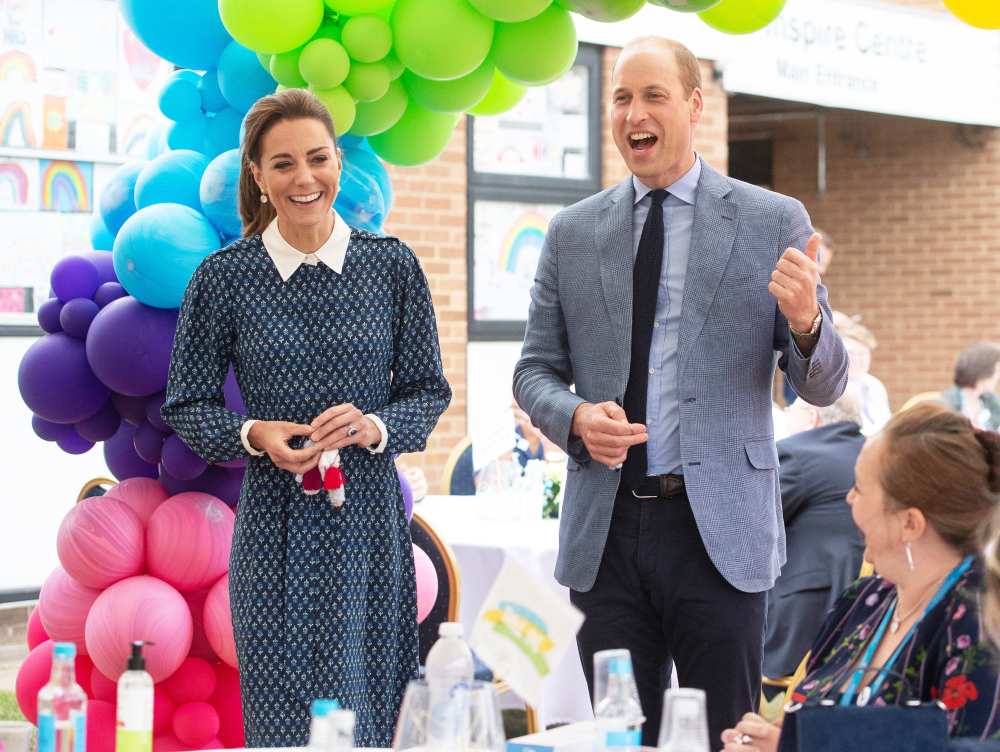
[[37, 642, 87, 752], [308, 699, 341, 748], [116, 641, 154, 752], [594, 656, 644, 752], [323, 708, 356, 752], [425, 622, 474, 751]]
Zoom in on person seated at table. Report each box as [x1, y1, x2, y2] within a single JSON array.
[[941, 342, 1000, 431], [834, 311, 891, 436], [722, 403, 1000, 751]]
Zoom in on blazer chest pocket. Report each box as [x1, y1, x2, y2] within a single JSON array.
[[745, 438, 778, 470]]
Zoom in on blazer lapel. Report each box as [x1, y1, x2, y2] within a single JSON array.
[[597, 179, 635, 377], [678, 160, 738, 378]]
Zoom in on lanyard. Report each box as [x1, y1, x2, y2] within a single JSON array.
[[839, 555, 973, 707]]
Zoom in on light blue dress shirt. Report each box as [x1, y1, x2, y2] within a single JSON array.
[[631, 157, 701, 476]]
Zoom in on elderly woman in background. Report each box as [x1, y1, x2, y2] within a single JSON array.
[[723, 403, 1000, 750], [942, 342, 1000, 431], [833, 312, 891, 435]]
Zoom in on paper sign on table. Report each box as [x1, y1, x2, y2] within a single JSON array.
[[470, 557, 584, 710]]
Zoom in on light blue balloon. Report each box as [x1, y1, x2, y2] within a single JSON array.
[[99, 161, 147, 236], [342, 145, 393, 215], [159, 70, 203, 121], [120, 0, 230, 70], [336, 147, 389, 233], [113, 203, 221, 309], [135, 149, 210, 212], [199, 69, 229, 114], [90, 212, 115, 250], [143, 123, 169, 161], [166, 114, 210, 153], [204, 107, 243, 158], [199, 149, 243, 239], [218, 41, 278, 114]]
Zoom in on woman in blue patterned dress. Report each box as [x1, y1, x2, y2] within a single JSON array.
[[162, 89, 451, 747]]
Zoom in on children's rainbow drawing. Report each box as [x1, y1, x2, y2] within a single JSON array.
[[121, 113, 154, 156], [0, 50, 37, 84], [40, 160, 92, 213], [498, 212, 549, 274], [483, 600, 555, 676], [0, 162, 30, 209], [0, 101, 37, 148]]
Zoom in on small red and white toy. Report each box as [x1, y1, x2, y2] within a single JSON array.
[[297, 440, 346, 508]]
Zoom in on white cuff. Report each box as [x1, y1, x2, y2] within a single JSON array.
[[240, 419, 265, 456], [365, 414, 388, 454]]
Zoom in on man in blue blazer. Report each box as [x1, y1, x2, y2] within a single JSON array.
[[513, 37, 848, 746]]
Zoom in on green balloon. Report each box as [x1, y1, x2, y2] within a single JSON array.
[[369, 100, 459, 166], [311, 85, 357, 134], [313, 22, 343, 42], [469, 0, 552, 22], [383, 51, 405, 80], [698, 0, 787, 33], [344, 61, 391, 102], [324, 0, 395, 12], [402, 59, 494, 113], [270, 48, 308, 87], [554, 0, 645, 21], [467, 69, 526, 116], [342, 15, 393, 63], [348, 79, 409, 136], [392, 0, 494, 81], [219, 0, 324, 54], [492, 5, 577, 86], [649, 0, 720, 9], [299, 38, 351, 89]]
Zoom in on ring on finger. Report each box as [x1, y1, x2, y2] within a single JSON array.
[[736, 733, 752, 745], [346, 424, 359, 437]]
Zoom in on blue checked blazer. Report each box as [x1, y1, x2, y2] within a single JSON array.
[[513, 159, 849, 594]]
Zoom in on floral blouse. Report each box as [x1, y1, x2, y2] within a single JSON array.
[[792, 561, 1000, 739]]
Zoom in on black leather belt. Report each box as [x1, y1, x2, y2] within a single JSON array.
[[631, 473, 686, 500]]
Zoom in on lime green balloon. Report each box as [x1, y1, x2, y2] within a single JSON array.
[[219, 0, 324, 54], [492, 5, 577, 86], [324, 0, 395, 13], [383, 51, 405, 80], [313, 22, 343, 42], [344, 61, 391, 102], [369, 100, 459, 166], [269, 48, 308, 87], [467, 69, 525, 116], [402, 59, 494, 113], [554, 0, 645, 21], [299, 39, 351, 89], [469, 0, 551, 22], [648, 0, 720, 10], [311, 85, 357, 134], [392, 0, 494, 81], [348, 79, 409, 136], [697, 0, 786, 33], [341, 15, 393, 63]]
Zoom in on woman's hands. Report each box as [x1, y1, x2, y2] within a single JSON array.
[[247, 421, 321, 474], [310, 403, 381, 451], [721, 713, 782, 752]]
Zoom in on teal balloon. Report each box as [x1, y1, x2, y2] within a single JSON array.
[[113, 204, 221, 309], [469, 0, 552, 22], [348, 79, 409, 136], [90, 212, 115, 251], [99, 162, 146, 236], [392, 0, 494, 81], [336, 146, 389, 233], [369, 100, 459, 166], [492, 5, 577, 86], [199, 149, 243, 239], [205, 107, 244, 158], [166, 114, 209, 153], [158, 70, 202, 122], [143, 123, 169, 161], [649, 0, 721, 10], [341, 15, 392, 63], [218, 41, 278, 113], [554, 0, 645, 21], [120, 0, 230, 70], [402, 60, 494, 113], [135, 150, 210, 212], [199, 69, 229, 113], [698, 0, 787, 33]]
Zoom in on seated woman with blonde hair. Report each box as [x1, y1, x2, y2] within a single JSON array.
[[723, 403, 1000, 750]]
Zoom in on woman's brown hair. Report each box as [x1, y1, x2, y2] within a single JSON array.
[[879, 402, 1000, 555], [238, 88, 338, 238]]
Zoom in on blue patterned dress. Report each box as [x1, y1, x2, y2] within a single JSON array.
[[162, 230, 451, 746]]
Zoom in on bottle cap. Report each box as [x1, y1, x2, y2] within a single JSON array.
[[126, 641, 147, 672], [311, 698, 341, 717], [327, 708, 356, 732], [438, 622, 464, 638], [608, 656, 633, 675], [53, 642, 76, 660]]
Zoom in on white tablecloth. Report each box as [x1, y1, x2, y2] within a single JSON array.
[[414, 495, 593, 728]]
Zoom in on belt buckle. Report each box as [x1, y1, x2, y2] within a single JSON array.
[[631, 488, 658, 500]]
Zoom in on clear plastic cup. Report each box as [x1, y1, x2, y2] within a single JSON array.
[[0, 721, 34, 752], [657, 688, 709, 752]]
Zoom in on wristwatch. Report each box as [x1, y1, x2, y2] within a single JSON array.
[[790, 310, 822, 337]]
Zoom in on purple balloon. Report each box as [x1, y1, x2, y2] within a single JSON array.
[[94, 282, 127, 308], [144, 392, 170, 431], [133, 420, 169, 464], [223, 367, 246, 415], [111, 392, 149, 425], [59, 298, 100, 339], [104, 422, 158, 480], [83, 251, 117, 284], [57, 428, 95, 455], [85, 296, 177, 396], [161, 433, 208, 480], [75, 401, 121, 442], [32, 414, 75, 443], [217, 457, 246, 469], [159, 464, 244, 507], [19, 333, 110, 423], [397, 468, 414, 522], [51, 256, 100, 302], [37, 298, 63, 334]]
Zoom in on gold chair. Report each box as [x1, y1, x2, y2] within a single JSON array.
[[76, 476, 117, 502], [899, 391, 943, 414]]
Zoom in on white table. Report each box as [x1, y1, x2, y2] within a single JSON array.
[[414, 495, 593, 728]]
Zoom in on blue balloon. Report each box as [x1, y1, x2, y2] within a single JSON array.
[[90, 212, 114, 250], [99, 161, 146, 236], [204, 107, 243, 158], [120, 0, 230, 71], [342, 145, 393, 215], [218, 41, 277, 114], [159, 70, 203, 121], [336, 150, 387, 234], [199, 149, 243, 239], [199, 69, 229, 114], [135, 149, 210, 212], [113, 203, 221, 309], [166, 113, 209, 153]]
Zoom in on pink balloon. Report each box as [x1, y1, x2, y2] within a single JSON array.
[[162, 657, 216, 705], [197, 740, 224, 749], [57, 497, 145, 589], [146, 493, 234, 591], [37, 568, 102, 654], [154, 684, 176, 734], [86, 699, 116, 752], [173, 701, 220, 747], [211, 662, 244, 747], [85, 575, 192, 682], [15, 640, 91, 724], [203, 574, 236, 668], [413, 544, 438, 624], [183, 586, 219, 662], [103, 477, 170, 525], [76, 654, 94, 698], [153, 733, 186, 751], [26, 606, 49, 650], [90, 668, 117, 702]]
